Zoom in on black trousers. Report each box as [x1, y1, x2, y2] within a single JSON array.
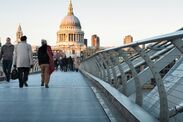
[[18, 67, 30, 87], [2, 60, 12, 81]]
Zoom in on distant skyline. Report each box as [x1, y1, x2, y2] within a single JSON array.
[[0, 0, 183, 47]]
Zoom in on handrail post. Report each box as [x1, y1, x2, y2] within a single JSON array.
[[117, 49, 143, 106], [132, 45, 169, 122]]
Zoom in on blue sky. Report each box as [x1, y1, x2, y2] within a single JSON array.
[[0, 0, 183, 47]]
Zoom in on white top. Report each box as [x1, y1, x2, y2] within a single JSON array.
[[13, 41, 33, 68]]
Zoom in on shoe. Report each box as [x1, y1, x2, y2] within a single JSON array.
[[24, 82, 28, 87], [6, 77, 10, 82], [45, 85, 49, 88], [19, 83, 23, 88], [41, 82, 44, 86]]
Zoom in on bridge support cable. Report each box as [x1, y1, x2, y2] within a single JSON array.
[[132, 45, 169, 122], [117, 49, 143, 106]]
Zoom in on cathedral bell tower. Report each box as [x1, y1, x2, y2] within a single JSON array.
[[16, 24, 23, 43]]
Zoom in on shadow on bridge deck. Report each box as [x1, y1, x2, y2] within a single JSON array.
[[0, 71, 111, 122]]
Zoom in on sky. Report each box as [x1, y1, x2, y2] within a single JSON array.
[[0, 0, 183, 47]]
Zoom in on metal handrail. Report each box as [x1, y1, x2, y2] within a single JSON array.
[[84, 30, 183, 61], [80, 29, 183, 122]]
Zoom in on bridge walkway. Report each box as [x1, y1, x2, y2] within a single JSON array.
[[0, 71, 113, 122]]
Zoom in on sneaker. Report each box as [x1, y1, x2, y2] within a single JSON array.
[[41, 82, 44, 86]]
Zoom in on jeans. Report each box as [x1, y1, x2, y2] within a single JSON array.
[[2, 60, 12, 81], [18, 67, 30, 87]]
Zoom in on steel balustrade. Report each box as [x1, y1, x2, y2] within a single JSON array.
[[117, 48, 143, 106], [80, 30, 183, 122], [132, 45, 168, 121], [95, 55, 107, 81]]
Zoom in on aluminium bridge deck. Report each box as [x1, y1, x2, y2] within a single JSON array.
[[0, 71, 110, 122]]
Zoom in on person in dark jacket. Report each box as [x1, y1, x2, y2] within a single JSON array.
[[62, 55, 68, 72], [0, 37, 14, 82], [67, 56, 73, 71], [37, 39, 53, 88]]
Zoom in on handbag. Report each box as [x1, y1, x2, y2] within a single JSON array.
[[11, 68, 19, 80]]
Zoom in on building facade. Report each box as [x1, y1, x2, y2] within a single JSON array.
[[91, 34, 100, 49], [124, 35, 133, 45], [56, 0, 85, 57]]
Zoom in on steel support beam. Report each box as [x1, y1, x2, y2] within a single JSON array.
[[126, 47, 181, 96], [93, 57, 103, 78], [96, 55, 107, 81], [110, 50, 128, 95], [118, 49, 143, 106], [90, 58, 99, 76], [105, 51, 117, 85], [171, 38, 183, 53], [132, 45, 168, 122], [99, 53, 112, 83]]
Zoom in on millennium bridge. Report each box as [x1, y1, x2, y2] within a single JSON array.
[[0, 29, 183, 122]]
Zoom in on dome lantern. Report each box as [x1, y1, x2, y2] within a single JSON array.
[[68, 0, 74, 16]]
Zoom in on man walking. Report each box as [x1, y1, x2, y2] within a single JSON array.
[[13, 36, 33, 88], [0, 37, 14, 82]]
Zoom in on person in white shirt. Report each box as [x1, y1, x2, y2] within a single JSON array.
[[13, 36, 33, 88]]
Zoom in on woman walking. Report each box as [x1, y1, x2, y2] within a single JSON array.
[[38, 39, 54, 88]]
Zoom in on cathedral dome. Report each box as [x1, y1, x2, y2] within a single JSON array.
[[60, 0, 81, 29], [61, 15, 81, 29]]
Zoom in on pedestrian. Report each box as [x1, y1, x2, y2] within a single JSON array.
[[62, 55, 68, 72], [13, 36, 33, 88], [38, 39, 54, 88], [74, 57, 80, 72], [0, 37, 14, 82], [67, 56, 73, 71]]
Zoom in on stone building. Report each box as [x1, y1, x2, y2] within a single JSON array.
[[124, 35, 133, 45], [91, 34, 100, 50]]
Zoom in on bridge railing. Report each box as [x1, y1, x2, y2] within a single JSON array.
[[79, 30, 183, 122]]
